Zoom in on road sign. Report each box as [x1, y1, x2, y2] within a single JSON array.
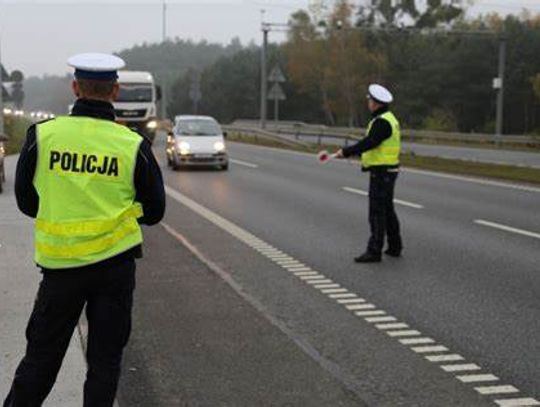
[[268, 65, 286, 83], [268, 83, 286, 101]]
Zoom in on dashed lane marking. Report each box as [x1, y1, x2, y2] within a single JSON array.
[[475, 219, 540, 240], [343, 186, 424, 209], [164, 184, 539, 406], [229, 158, 259, 168]]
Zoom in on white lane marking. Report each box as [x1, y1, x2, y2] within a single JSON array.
[[475, 219, 540, 240], [300, 275, 326, 280], [321, 288, 348, 294], [294, 271, 318, 276], [346, 303, 375, 311], [330, 293, 357, 299], [399, 338, 435, 345], [164, 184, 534, 403], [230, 158, 259, 168], [441, 364, 481, 373], [366, 316, 397, 323], [475, 385, 520, 395], [403, 167, 540, 194], [343, 187, 424, 209], [495, 398, 540, 406], [411, 345, 448, 354], [426, 354, 465, 363], [337, 298, 367, 304], [288, 267, 313, 272], [355, 310, 386, 317], [314, 284, 341, 289], [307, 279, 333, 285], [387, 330, 422, 337], [376, 322, 409, 330], [457, 374, 499, 383]]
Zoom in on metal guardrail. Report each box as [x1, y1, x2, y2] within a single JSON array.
[[223, 125, 312, 148], [231, 120, 540, 148]]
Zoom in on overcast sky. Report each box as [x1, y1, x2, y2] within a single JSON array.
[[1, 0, 539, 77]]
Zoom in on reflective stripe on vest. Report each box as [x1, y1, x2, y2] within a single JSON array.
[[361, 111, 401, 168], [33, 116, 144, 269]]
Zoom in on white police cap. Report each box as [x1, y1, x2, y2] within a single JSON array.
[[68, 53, 125, 81], [368, 84, 393, 104]]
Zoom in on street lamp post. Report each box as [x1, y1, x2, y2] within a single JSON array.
[[161, 0, 167, 120], [260, 23, 269, 129]]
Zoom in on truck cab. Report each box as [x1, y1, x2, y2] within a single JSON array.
[[114, 71, 161, 142]]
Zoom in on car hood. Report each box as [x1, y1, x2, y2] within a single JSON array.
[[175, 135, 224, 153]]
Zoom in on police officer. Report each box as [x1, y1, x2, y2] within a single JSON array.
[[335, 84, 402, 263], [4, 53, 165, 406]]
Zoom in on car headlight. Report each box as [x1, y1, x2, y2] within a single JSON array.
[[177, 141, 191, 155], [146, 120, 158, 129], [214, 141, 225, 152]]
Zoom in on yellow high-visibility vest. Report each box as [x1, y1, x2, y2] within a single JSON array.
[[361, 111, 401, 168], [33, 116, 143, 269]]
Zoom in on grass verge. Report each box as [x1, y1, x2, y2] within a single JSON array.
[[4, 116, 32, 155], [228, 132, 540, 186]]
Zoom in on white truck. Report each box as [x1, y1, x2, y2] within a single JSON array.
[[114, 71, 161, 142]]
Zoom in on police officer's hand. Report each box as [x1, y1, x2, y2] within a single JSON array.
[[334, 149, 344, 159]]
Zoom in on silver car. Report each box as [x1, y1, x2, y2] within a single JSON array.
[[166, 116, 228, 171], [0, 134, 7, 193]]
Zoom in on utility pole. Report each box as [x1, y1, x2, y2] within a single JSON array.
[[495, 36, 506, 142], [161, 0, 167, 120], [260, 23, 269, 129]]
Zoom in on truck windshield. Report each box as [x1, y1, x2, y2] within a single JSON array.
[[117, 84, 153, 102], [176, 120, 221, 136]]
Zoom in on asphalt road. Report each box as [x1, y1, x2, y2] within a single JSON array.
[[119, 135, 540, 406]]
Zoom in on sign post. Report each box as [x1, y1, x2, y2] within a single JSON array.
[[267, 65, 286, 124]]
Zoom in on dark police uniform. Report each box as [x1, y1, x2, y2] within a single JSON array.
[[3, 98, 165, 406], [342, 105, 403, 262]]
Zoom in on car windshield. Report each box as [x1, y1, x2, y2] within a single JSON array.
[[117, 84, 153, 102], [176, 120, 221, 136]]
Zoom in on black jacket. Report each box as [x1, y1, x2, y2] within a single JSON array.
[[342, 106, 399, 171], [15, 98, 166, 271]]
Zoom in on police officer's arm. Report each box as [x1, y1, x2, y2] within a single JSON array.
[[134, 138, 166, 225], [15, 125, 39, 218], [339, 119, 392, 158]]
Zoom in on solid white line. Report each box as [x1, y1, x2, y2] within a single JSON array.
[[441, 364, 481, 372], [495, 398, 540, 406], [426, 354, 465, 363], [411, 345, 448, 354], [230, 158, 259, 168], [399, 337, 435, 345], [475, 385, 519, 395], [343, 187, 424, 209], [475, 219, 540, 240], [387, 330, 422, 337], [403, 167, 540, 194], [457, 374, 499, 383]]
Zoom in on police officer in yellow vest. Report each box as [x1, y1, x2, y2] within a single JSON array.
[[4, 53, 165, 406], [335, 84, 402, 263]]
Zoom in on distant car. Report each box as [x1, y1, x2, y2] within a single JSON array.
[[166, 115, 228, 171], [0, 135, 7, 194]]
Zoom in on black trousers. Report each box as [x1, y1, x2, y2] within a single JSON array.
[[366, 170, 402, 255], [3, 259, 135, 407]]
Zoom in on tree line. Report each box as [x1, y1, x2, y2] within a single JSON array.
[[169, 0, 540, 135]]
